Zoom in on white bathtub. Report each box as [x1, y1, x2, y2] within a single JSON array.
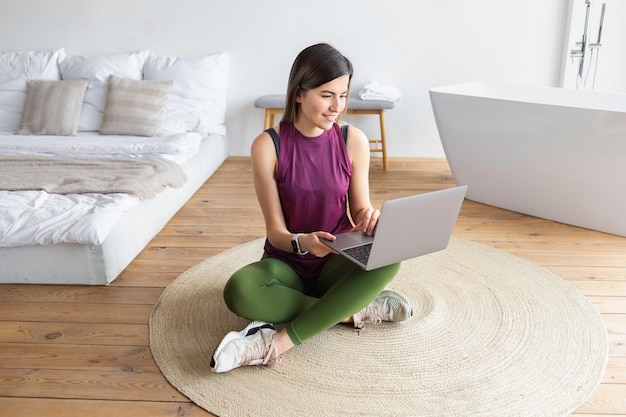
[[430, 82, 626, 237]]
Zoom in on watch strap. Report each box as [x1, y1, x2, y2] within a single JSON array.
[[291, 233, 308, 255]]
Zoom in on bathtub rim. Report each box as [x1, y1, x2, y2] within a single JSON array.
[[429, 81, 626, 113]]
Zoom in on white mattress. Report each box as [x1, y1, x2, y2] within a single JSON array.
[[0, 132, 228, 285], [0, 132, 202, 247]]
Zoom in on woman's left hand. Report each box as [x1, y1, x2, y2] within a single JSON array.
[[352, 208, 380, 236]]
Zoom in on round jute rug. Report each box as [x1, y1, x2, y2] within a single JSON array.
[[149, 238, 608, 417]]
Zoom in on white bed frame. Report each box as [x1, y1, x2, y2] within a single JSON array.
[[0, 133, 228, 285]]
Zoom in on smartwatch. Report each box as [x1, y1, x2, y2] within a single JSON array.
[[291, 233, 308, 255]]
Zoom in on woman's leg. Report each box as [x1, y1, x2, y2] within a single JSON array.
[[212, 256, 403, 372], [285, 255, 400, 344], [223, 257, 318, 324]]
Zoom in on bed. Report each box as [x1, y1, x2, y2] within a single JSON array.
[[0, 49, 229, 285]]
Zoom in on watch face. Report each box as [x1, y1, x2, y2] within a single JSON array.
[[291, 236, 299, 253]]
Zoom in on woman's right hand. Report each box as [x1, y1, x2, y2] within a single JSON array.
[[299, 231, 337, 257]]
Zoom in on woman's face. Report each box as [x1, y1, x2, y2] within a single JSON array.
[[295, 74, 350, 136]]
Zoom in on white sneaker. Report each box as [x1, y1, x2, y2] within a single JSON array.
[[210, 321, 279, 373], [353, 290, 413, 332]]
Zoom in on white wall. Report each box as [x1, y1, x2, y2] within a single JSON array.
[[0, 0, 569, 158]]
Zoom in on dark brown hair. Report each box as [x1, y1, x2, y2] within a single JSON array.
[[281, 43, 353, 124]]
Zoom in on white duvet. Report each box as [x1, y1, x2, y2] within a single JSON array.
[[0, 131, 204, 247]]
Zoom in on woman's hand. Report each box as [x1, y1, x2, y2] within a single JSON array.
[[298, 231, 337, 257], [352, 207, 380, 236]]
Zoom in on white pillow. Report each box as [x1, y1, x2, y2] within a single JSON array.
[[0, 49, 65, 132], [144, 52, 228, 134], [100, 76, 173, 137], [59, 50, 149, 132], [18, 79, 88, 135]]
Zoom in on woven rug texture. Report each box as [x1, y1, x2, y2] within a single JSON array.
[[149, 238, 608, 417]]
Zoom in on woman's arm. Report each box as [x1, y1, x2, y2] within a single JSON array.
[[345, 125, 380, 236], [250, 130, 292, 252], [250, 129, 335, 256]]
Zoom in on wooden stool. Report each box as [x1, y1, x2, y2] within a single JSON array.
[[254, 94, 394, 170]]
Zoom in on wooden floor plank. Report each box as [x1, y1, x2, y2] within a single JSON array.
[[0, 285, 163, 304], [0, 398, 213, 417], [0, 368, 185, 402], [0, 343, 158, 372], [0, 303, 153, 324], [606, 358, 626, 384], [0, 322, 148, 346], [604, 314, 626, 357]]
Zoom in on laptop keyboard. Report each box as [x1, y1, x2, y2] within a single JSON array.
[[343, 243, 373, 265]]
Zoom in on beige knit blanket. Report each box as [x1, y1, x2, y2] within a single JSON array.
[[0, 155, 187, 199]]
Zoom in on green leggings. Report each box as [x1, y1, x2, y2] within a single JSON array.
[[223, 254, 400, 345]]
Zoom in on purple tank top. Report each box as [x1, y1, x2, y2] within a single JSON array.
[[263, 122, 353, 278]]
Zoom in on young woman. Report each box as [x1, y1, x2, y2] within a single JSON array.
[[211, 43, 412, 373]]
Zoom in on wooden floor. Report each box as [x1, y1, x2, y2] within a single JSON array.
[[0, 157, 624, 416]]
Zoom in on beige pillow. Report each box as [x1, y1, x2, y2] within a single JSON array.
[[18, 79, 88, 135], [100, 76, 173, 136]]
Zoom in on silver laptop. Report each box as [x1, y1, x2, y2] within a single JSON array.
[[321, 186, 467, 270]]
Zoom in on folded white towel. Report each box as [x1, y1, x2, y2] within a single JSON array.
[[358, 81, 401, 102]]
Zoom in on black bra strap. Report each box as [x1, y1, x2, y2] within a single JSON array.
[[265, 128, 280, 157], [341, 124, 349, 144]]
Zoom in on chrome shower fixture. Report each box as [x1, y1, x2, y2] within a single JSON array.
[[570, 1, 607, 90]]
